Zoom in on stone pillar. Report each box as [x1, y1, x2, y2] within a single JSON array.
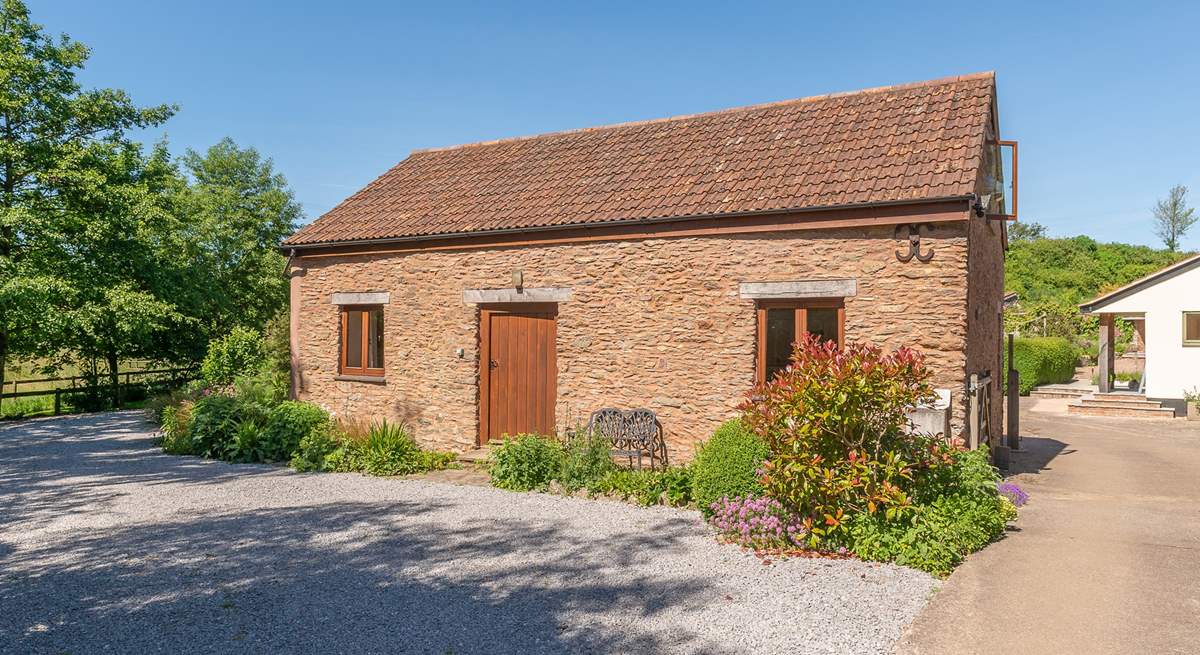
[[1098, 314, 1115, 394]]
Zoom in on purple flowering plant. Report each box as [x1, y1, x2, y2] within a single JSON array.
[[707, 495, 809, 549], [996, 481, 1028, 507]]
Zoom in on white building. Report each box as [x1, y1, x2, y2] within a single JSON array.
[[1080, 254, 1200, 413]]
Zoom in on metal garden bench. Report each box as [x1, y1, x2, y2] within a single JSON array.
[[581, 408, 668, 470]]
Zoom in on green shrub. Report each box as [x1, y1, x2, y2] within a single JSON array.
[[489, 433, 564, 491], [160, 401, 195, 455], [201, 327, 265, 386], [233, 368, 287, 425], [1003, 337, 1077, 394], [323, 419, 454, 475], [586, 466, 693, 506], [691, 419, 769, 516], [188, 394, 242, 458], [557, 433, 616, 491], [1090, 371, 1141, 386], [843, 450, 1015, 576], [741, 335, 940, 545], [225, 420, 268, 463], [259, 401, 329, 462], [262, 309, 292, 378], [290, 421, 339, 472]]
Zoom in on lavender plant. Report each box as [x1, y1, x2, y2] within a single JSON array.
[[996, 481, 1029, 507]]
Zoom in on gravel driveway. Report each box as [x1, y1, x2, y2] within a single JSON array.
[[0, 411, 937, 654]]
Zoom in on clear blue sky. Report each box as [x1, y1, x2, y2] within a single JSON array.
[[33, 0, 1200, 250]]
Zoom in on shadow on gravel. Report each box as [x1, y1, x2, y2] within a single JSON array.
[[0, 411, 280, 530], [0, 412, 724, 654], [1, 500, 715, 654]]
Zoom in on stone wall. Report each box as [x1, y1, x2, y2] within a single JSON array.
[[966, 213, 1007, 443], [290, 220, 978, 460]]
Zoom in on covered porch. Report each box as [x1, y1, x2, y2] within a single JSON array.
[[1093, 312, 1145, 394]]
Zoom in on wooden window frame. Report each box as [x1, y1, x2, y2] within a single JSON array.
[[755, 299, 845, 384], [339, 305, 385, 377], [1184, 311, 1200, 347]]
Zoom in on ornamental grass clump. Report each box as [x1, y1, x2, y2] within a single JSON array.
[[741, 334, 943, 545], [320, 419, 455, 476]]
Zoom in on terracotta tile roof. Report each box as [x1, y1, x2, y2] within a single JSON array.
[[285, 72, 995, 246]]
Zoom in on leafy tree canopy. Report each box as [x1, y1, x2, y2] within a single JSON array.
[[0, 0, 173, 391], [1006, 235, 1189, 306], [1, 1, 301, 406], [1004, 233, 1192, 342], [163, 138, 300, 360], [1153, 185, 1197, 252]]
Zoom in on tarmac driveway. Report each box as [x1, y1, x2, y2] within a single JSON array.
[[899, 407, 1200, 655], [0, 411, 935, 655]]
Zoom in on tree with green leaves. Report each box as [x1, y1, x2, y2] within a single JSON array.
[[0, 0, 173, 404], [163, 138, 301, 361], [1007, 221, 1047, 243], [53, 141, 186, 406], [1153, 185, 1197, 252]]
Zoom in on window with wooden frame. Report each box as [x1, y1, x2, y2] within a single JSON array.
[[340, 306, 385, 376], [755, 300, 845, 384], [1184, 312, 1200, 347]]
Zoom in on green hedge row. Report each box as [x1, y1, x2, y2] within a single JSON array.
[[1004, 337, 1077, 395]]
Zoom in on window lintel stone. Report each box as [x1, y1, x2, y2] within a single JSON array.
[[738, 279, 857, 300]]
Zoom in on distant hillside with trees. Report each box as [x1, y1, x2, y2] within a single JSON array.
[[1004, 226, 1192, 347]]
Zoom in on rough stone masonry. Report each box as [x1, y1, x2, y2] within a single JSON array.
[[290, 218, 1004, 461]]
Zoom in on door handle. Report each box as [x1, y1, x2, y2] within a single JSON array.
[[489, 359, 499, 369]]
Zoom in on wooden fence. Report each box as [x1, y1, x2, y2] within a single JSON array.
[[0, 368, 196, 416]]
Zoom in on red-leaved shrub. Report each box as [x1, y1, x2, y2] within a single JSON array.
[[740, 334, 950, 545]]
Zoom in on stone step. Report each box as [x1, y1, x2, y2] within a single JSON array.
[[455, 447, 493, 465], [1078, 398, 1165, 410], [1092, 393, 1147, 402], [1030, 389, 1089, 399], [1030, 385, 1091, 398], [1067, 403, 1176, 419]]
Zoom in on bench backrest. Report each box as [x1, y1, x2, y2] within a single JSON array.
[[585, 408, 659, 447]]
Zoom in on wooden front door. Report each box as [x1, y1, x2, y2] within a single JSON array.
[[479, 305, 557, 444]]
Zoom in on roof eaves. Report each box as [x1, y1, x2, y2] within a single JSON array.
[[279, 194, 975, 253]]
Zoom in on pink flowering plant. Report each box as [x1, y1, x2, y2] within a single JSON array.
[[708, 495, 809, 549]]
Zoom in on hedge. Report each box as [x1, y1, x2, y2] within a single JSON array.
[[1003, 337, 1077, 395]]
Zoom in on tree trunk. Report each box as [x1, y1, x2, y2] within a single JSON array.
[[107, 352, 120, 409]]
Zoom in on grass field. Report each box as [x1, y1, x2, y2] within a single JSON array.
[[3, 359, 159, 394], [1, 359, 177, 421]]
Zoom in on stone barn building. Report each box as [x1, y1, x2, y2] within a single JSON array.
[[282, 72, 1013, 460]]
